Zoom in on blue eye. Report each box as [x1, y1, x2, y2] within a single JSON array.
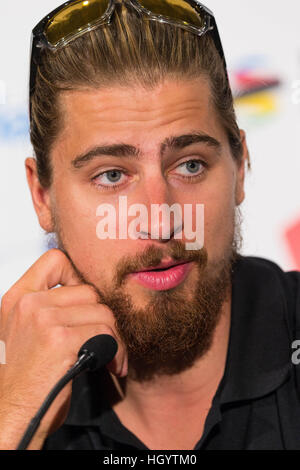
[[105, 170, 122, 183], [176, 160, 205, 177], [185, 161, 202, 174], [92, 169, 128, 190]]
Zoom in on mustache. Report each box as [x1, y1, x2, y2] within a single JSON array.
[[113, 239, 208, 288]]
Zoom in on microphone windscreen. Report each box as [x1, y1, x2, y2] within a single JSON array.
[[78, 334, 118, 371]]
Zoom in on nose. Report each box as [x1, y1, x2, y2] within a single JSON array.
[[133, 174, 183, 243]]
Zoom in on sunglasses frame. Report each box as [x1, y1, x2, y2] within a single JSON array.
[[29, 0, 227, 109]]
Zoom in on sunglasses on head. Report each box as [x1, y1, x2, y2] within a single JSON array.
[[29, 0, 227, 107]]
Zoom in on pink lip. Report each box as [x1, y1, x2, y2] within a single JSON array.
[[137, 259, 187, 272], [128, 261, 193, 291]]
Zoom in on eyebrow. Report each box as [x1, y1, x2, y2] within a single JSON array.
[[71, 132, 222, 169]]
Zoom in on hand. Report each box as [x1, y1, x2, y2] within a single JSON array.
[[0, 249, 127, 449]]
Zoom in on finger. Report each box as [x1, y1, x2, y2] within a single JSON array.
[[36, 284, 100, 308], [42, 304, 126, 370], [46, 304, 118, 328], [3, 250, 82, 313], [14, 249, 81, 290]]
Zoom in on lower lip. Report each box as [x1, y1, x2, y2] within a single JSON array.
[[129, 262, 193, 291]]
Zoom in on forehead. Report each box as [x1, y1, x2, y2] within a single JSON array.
[[54, 77, 226, 158]]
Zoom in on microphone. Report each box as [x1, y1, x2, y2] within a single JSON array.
[[16, 334, 118, 450], [78, 334, 118, 371]]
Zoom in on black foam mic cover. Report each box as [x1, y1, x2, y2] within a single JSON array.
[[78, 334, 118, 371]]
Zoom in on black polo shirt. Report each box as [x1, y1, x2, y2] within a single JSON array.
[[43, 255, 300, 450]]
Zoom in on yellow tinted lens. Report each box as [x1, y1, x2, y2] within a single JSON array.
[[138, 0, 204, 28], [45, 0, 110, 46]]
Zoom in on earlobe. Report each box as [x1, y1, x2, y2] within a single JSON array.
[[235, 130, 249, 206], [25, 158, 54, 233]]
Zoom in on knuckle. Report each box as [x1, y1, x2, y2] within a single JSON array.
[[46, 248, 67, 265], [80, 284, 99, 302], [0, 292, 13, 314], [98, 303, 116, 320], [15, 292, 38, 316], [47, 325, 69, 348], [32, 305, 54, 328], [98, 304, 112, 314]]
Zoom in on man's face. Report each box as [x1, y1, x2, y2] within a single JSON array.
[[35, 77, 246, 381]]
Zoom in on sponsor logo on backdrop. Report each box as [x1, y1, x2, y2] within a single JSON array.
[[285, 218, 300, 270], [231, 55, 282, 125]]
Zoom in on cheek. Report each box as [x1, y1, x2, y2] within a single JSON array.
[[51, 186, 115, 283], [55, 191, 96, 243], [52, 177, 134, 267], [202, 172, 237, 259]]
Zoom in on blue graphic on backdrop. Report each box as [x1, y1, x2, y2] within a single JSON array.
[[0, 108, 29, 141]]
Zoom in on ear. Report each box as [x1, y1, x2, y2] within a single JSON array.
[[25, 158, 54, 233], [235, 129, 249, 206]]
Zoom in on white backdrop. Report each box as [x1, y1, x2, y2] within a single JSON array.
[[1, 0, 300, 300]]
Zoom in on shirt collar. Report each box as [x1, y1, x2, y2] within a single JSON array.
[[65, 255, 293, 426]]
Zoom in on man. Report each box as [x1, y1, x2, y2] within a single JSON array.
[[0, 0, 300, 450]]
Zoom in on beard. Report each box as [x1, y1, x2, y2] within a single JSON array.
[[48, 209, 242, 383]]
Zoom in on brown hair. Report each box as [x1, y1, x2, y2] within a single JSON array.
[[30, 2, 247, 188]]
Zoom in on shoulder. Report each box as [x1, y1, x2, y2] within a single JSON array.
[[234, 255, 300, 337], [233, 254, 300, 287]]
